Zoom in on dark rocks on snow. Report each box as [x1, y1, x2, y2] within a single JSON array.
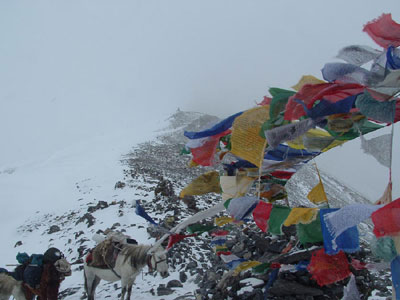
[[167, 279, 184, 288], [14, 241, 23, 247], [157, 284, 174, 296], [75, 213, 95, 227], [87, 200, 109, 213], [48, 225, 61, 234], [114, 181, 126, 189]]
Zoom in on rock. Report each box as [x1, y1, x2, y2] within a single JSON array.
[[167, 279, 183, 288], [186, 261, 198, 270], [48, 225, 61, 234], [75, 213, 96, 227], [114, 181, 126, 189], [157, 284, 174, 296], [269, 279, 324, 296], [14, 241, 23, 247], [87, 201, 109, 213], [179, 271, 188, 283]]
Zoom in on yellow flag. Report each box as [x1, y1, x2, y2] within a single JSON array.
[[283, 207, 318, 226], [233, 261, 262, 276], [179, 171, 220, 198], [215, 216, 235, 227], [231, 106, 269, 167], [307, 181, 328, 204], [287, 128, 346, 152], [291, 75, 325, 91]]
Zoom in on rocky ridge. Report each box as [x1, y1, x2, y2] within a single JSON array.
[[13, 110, 392, 299]]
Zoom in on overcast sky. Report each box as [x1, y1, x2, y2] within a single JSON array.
[[0, 1, 399, 199]]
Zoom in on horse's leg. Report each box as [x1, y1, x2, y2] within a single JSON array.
[[121, 275, 137, 300], [126, 285, 133, 300], [84, 268, 100, 300]]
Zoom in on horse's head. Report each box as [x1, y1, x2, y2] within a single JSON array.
[[148, 248, 168, 278]]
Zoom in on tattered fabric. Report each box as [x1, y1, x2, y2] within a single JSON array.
[[322, 62, 375, 85], [371, 236, 398, 262], [355, 91, 396, 123], [360, 132, 393, 168], [135, 200, 158, 226], [167, 233, 197, 250], [268, 205, 291, 235], [307, 181, 328, 205], [386, 46, 400, 70], [190, 130, 231, 166], [307, 249, 351, 286], [233, 261, 262, 275], [252, 201, 273, 232], [284, 82, 364, 121], [342, 274, 361, 300], [297, 212, 324, 245], [187, 224, 216, 234], [184, 111, 243, 139], [225, 196, 259, 221], [283, 207, 318, 227], [220, 173, 255, 201], [336, 45, 382, 66], [323, 203, 382, 240], [363, 13, 400, 48], [179, 171, 221, 198], [265, 118, 316, 149], [320, 208, 359, 254], [291, 75, 325, 91], [371, 197, 400, 237]]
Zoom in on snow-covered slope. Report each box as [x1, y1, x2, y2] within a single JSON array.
[[0, 110, 391, 299]]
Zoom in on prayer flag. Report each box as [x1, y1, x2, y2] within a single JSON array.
[[297, 212, 324, 245], [283, 207, 318, 227], [184, 111, 243, 139], [179, 171, 221, 198], [231, 106, 269, 167], [233, 261, 262, 275], [355, 91, 396, 123], [307, 249, 351, 286], [135, 200, 158, 226], [252, 201, 273, 232], [167, 233, 197, 250], [268, 205, 291, 235], [320, 208, 359, 254], [225, 196, 259, 221], [292, 75, 325, 91], [371, 197, 400, 237], [363, 13, 400, 48], [337, 45, 382, 66], [307, 181, 328, 204], [391, 256, 400, 300]]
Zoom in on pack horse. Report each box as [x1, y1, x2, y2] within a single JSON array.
[[84, 244, 168, 300]]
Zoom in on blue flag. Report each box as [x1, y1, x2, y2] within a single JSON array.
[[135, 200, 158, 226]]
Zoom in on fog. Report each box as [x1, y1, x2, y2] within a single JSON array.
[[0, 1, 399, 199]]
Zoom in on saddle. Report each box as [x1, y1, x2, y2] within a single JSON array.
[[87, 239, 121, 269]]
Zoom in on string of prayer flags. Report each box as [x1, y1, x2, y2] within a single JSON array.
[[224, 196, 259, 221], [387, 46, 400, 70], [184, 111, 243, 139], [307, 249, 351, 286], [320, 208, 360, 254], [230, 106, 269, 167], [323, 204, 382, 240], [166, 233, 197, 250], [283, 207, 318, 227], [268, 205, 291, 235], [363, 13, 400, 48], [179, 171, 221, 198], [135, 200, 158, 226], [252, 201, 273, 232], [297, 212, 324, 245], [371, 197, 400, 237]]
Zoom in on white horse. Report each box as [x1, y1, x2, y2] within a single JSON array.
[[84, 244, 169, 300], [0, 273, 26, 300]]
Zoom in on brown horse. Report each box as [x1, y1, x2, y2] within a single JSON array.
[[0, 258, 71, 300]]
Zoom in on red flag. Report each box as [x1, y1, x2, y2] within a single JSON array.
[[211, 230, 229, 237], [270, 170, 295, 180], [191, 130, 230, 166], [371, 197, 400, 237], [307, 249, 351, 286], [166, 234, 197, 250], [252, 201, 273, 232], [284, 83, 364, 121], [363, 13, 400, 48]]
